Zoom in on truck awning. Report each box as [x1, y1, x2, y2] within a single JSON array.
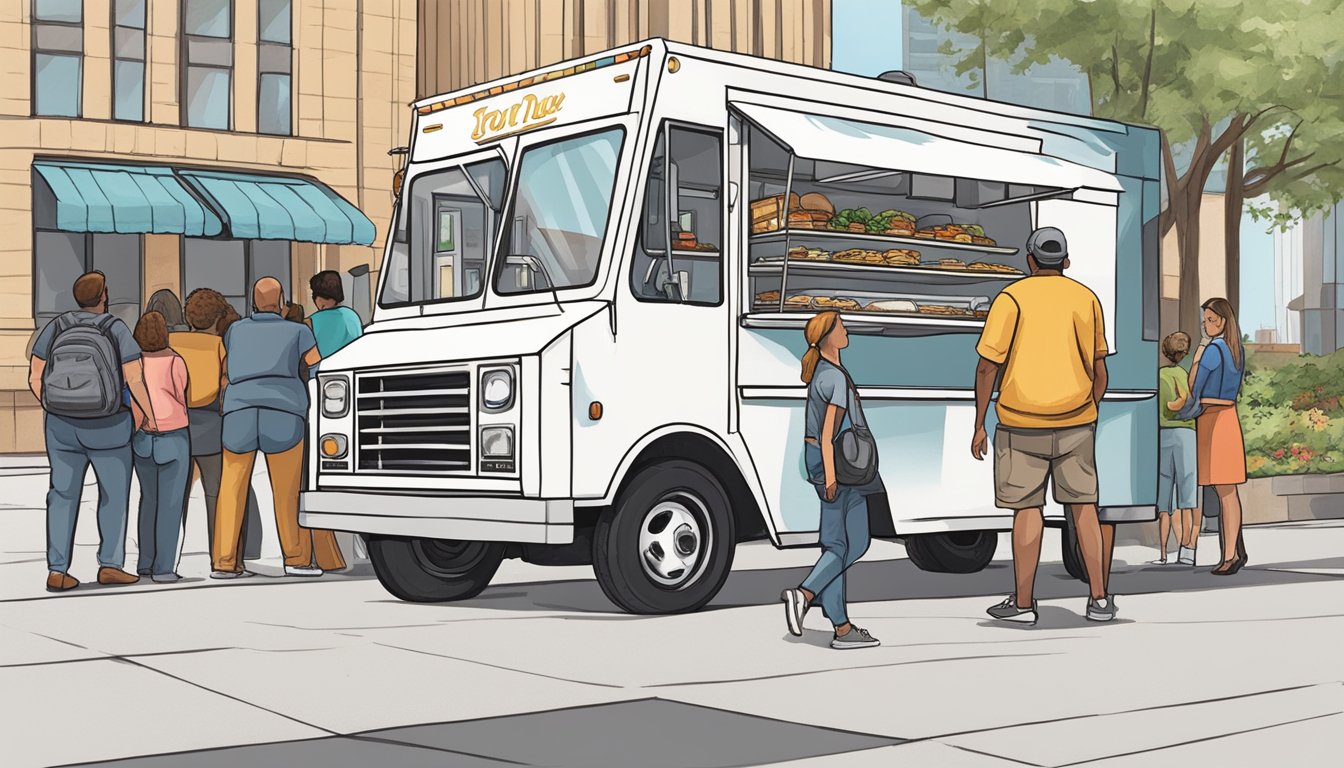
[[176, 170, 377, 245], [33, 161, 224, 236], [731, 102, 1125, 194]]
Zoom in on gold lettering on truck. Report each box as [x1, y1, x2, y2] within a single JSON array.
[[471, 92, 566, 143]]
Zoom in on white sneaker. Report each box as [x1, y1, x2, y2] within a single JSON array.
[[284, 565, 324, 577], [1177, 546, 1196, 566], [209, 569, 253, 580]]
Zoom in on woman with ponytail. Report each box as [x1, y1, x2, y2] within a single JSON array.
[[781, 312, 881, 649]]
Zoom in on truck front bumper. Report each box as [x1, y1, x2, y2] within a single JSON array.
[[299, 491, 575, 544]]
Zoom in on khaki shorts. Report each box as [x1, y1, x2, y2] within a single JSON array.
[[994, 424, 1098, 509]]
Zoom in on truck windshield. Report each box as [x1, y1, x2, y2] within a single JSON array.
[[380, 157, 506, 308], [493, 127, 625, 296]]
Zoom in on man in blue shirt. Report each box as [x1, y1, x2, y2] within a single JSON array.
[[29, 271, 158, 591], [211, 277, 345, 579], [307, 270, 363, 361]]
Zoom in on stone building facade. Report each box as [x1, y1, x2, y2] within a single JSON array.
[[416, 0, 832, 99], [1, 0, 416, 452]]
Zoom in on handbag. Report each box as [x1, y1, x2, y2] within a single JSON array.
[[1174, 340, 1227, 422], [832, 366, 879, 487]]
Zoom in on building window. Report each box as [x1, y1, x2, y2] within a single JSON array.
[[112, 0, 146, 121], [181, 0, 233, 130], [257, 0, 292, 135], [31, 0, 84, 117]]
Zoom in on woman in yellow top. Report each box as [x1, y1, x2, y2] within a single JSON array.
[[170, 289, 263, 561]]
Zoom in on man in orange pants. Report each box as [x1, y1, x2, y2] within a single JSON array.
[[211, 277, 345, 579]]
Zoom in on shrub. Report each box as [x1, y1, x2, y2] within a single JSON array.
[[1240, 349, 1344, 477]]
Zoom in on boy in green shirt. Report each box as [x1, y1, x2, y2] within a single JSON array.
[[1157, 332, 1199, 566]]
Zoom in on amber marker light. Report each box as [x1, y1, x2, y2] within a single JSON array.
[[589, 402, 603, 421], [667, 56, 681, 73], [320, 435, 347, 459]]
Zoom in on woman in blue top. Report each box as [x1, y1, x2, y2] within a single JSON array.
[[780, 311, 881, 650], [1181, 297, 1248, 575]]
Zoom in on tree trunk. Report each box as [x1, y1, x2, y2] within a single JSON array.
[[1178, 189, 1204, 337], [1224, 137, 1245, 314]]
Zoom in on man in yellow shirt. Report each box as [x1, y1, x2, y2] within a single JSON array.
[[970, 227, 1116, 624]]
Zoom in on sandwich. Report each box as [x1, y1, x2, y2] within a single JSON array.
[[936, 258, 968, 270], [865, 299, 918, 314], [755, 291, 780, 303], [814, 296, 861, 310], [785, 295, 813, 309]]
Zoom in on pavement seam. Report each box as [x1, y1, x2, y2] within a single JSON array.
[[346, 734, 531, 766], [905, 681, 1337, 746], [643, 651, 1064, 689], [110, 655, 339, 737], [937, 741, 1045, 766], [372, 640, 627, 689], [1054, 710, 1344, 766]]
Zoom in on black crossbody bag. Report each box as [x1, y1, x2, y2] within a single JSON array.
[[831, 364, 879, 486]]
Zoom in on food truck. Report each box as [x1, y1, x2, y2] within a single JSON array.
[[301, 39, 1162, 613]]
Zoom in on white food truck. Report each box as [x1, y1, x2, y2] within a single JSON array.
[[301, 39, 1162, 614]]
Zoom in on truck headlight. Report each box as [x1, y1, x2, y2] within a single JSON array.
[[480, 426, 514, 458], [480, 368, 514, 412], [319, 434, 348, 459], [321, 377, 349, 418]]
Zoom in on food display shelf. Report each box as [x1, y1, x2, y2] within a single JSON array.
[[740, 311, 986, 336], [669, 249, 720, 259], [752, 229, 1020, 256], [749, 259, 1022, 283]]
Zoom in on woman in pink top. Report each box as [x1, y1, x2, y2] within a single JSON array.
[[130, 311, 192, 582]]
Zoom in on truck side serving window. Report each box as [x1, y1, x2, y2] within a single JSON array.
[[493, 127, 625, 295], [631, 123, 724, 305], [380, 157, 505, 307]]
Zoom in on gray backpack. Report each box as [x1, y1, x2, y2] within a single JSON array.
[[41, 313, 125, 418]]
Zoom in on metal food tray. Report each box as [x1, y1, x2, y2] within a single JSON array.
[[752, 290, 991, 314]]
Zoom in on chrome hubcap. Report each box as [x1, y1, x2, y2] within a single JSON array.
[[638, 497, 708, 588]]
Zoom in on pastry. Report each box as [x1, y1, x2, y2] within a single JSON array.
[[799, 192, 835, 215], [847, 222, 867, 233], [885, 226, 916, 237], [919, 305, 971, 316], [785, 295, 813, 309], [756, 291, 780, 303], [967, 262, 1021, 274], [883, 249, 920, 266], [972, 236, 997, 246], [952, 233, 974, 243], [914, 230, 937, 239], [936, 258, 968, 270], [814, 296, 860, 310], [865, 299, 918, 313], [788, 246, 807, 260]]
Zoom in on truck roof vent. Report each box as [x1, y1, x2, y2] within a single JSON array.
[[877, 70, 918, 87]]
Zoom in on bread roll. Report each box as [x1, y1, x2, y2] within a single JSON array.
[[865, 299, 918, 313]]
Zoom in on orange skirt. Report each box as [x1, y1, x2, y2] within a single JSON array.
[[1196, 404, 1246, 486]]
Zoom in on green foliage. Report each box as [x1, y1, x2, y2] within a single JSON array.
[[1239, 350, 1344, 477], [905, 0, 1344, 225]]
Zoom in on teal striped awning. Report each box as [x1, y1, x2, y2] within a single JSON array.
[[177, 169, 377, 246], [33, 161, 224, 237]]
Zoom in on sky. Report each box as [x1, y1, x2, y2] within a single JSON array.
[[829, 0, 1278, 334]]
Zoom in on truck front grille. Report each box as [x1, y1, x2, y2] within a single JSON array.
[[356, 371, 471, 473]]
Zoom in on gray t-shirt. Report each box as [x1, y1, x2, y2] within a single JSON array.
[[31, 311, 142, 364], [805, 359, 866, 440], [222, 313, 317, 417]]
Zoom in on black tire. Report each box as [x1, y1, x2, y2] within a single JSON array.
[[1061, 515, 1088, 582], [593, 460, 736, 614], [904, 531, 998, 574], [367, 536, 505, 602]]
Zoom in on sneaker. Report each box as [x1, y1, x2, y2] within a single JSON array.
[[1147, 558, 1169, 565], [209, 569, 253, 580], [151, 573, 182, 584], [781, 588, 808, 637], [284, 565, 324, 577], [1177, 547, 1196, 566], [986, 595, 1038, 624], [1087, 595, 1118, 622], [831, 626, 880, 650]]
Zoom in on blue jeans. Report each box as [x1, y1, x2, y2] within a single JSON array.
[[132, 428, 191, 576], [801, 443, 872, 627], [45, 412, 134, 574]]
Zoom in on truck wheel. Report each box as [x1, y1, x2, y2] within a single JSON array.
[[366, 536, 505, 602], [904, 531, 997, 574], [1061, 516, 1088, 582], [593, 460, 736, 614]]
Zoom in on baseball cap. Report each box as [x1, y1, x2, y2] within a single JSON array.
[[1026, 227, 1068, 265]]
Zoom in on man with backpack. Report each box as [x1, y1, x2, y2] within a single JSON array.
[[28, 271, 159, 592]]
